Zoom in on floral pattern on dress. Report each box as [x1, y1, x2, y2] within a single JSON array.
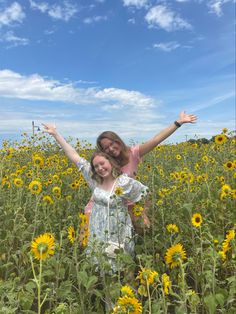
[[77, 158, 148, 260]]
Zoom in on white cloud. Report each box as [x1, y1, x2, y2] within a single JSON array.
[[191, 0, 235, 17], [128, 18, 136, 24], [123, 0, 149, 8], [83, 15, 108, 24], [153, 41, 180, 52], [95, 88, 155, 109], [0, 30, 29, 47], [145, 5, 192, 31], [0, 2, 25, 27], [0, 69, 156, 110], [29, 0, 78, 21]]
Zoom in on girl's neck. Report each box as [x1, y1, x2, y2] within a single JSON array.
[[99, 175, 117, 191]]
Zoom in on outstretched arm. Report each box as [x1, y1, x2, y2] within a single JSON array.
[[139, 111, 197, 157], [42, 123, 80, 165]]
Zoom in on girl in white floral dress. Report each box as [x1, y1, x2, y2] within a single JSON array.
[[43, 124, 148, 263]]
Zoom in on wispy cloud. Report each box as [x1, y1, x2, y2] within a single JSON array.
[[145, 5, 192, 31], [207, 0, 235, 17], [0, 30, 29, 47], [83, 15, 108, 24], [153, 41, 180, 52], [29, 0, 78, 21], [190, 91, 235, 112], [0, 2, 25, 27], [123, 0, 149, 8]]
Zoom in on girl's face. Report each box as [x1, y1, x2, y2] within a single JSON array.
[[92, 155, 112, 178], [100, 138, 121, 158]]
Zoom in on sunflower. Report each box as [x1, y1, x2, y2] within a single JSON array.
[[191, 213, 203, 228], [67, 167, 73, 174], [221, 184, 231, 195], [176, 154, 182, 160], [13, 178, 24, 187], [29, 180, 42, 194], [222, 229, 235, 254], [43, 195, 54, 205], [70, 182, 77, 189], [121, 285, 134, 297], [79, 213, 89, 226], [2, 180, 11, 188], [224, 161, 234, 171], [132, 204, 144, 216], [222, 128, 228, 134], [136, 268, 158, 285], [66, 195, 72, 201], [52, 186, 61, 195], [117, 296, 142, 314], [202, 155, 209, 163], [114, 187, 124, 196], [231, 189, 236, 199], [215, 134, 227, 145], [68, 226, 76, 244], [32, 155, 44, 167], [31, 233, 55, 260], [26, 171, 33, 178], [165, 243, 187, 269], [166, 224, 179, 233], [162, 273, 171, 295]]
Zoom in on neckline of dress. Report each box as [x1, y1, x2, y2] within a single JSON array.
[[96, 175, 123, 193]]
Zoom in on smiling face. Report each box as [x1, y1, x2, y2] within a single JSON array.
[[92, 155, 113, 178], [100, 138, 122, 158]]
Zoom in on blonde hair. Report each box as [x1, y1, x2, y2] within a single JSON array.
[[90, 151, 122, 183], [96, 131, 130, 167]]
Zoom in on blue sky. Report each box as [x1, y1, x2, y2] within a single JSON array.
[[0, 0, 235, 145]]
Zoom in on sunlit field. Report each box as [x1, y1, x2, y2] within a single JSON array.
[[0, 129, 235, 314]]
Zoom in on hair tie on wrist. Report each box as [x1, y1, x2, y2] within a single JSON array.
[[174, 121, 181, 128]]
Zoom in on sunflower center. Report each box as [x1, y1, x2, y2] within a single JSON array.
[[195, 217, 200, 223], [173, 252, 181, 261], [37, 243, 48, 254]]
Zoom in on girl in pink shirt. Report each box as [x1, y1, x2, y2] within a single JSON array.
[[86, 111, 197, 230]]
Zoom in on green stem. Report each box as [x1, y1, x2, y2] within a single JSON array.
[[38, 257, 43, 314], [179, 259, 188, 313], [146, 279, 152, 314]]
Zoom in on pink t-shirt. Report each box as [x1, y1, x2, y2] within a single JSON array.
[[121, 145, 141, 178], [84, 145, 141, 214]]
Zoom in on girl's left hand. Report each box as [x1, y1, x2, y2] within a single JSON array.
[[178, 111, 197, 124]]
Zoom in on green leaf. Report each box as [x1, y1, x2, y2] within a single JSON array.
[[204, 294, 217, 314], [215, 293, 225, 308], [24, 281, 36, 293], [85, 275, 98, 290], [57, 281, 72, 300], [18, 291, 34, 311]]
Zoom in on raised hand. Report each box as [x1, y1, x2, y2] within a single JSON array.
[[178, 111, 197, 124], [42, 123, 57, 135]]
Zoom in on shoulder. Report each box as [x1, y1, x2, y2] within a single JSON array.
[[129, 145, 140, 155], [117, 173, 130, 185], [76, 157, 90, 170]]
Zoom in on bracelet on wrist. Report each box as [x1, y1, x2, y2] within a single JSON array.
[[174, 121, 181, 128]]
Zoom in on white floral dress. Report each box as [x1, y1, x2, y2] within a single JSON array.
[[77, 158, 148, 260]]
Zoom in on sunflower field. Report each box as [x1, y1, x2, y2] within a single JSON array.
[[0, 129, 235, 314]]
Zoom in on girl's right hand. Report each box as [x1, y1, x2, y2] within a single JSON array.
[[42, 123, 57, 135]]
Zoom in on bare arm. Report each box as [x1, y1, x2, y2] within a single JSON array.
[[42, 124, 80, 165], [139, 111, 197, 157]]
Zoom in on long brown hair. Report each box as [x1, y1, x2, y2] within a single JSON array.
[[96, 131, 130, 167], [90, 151, 122, 184]]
